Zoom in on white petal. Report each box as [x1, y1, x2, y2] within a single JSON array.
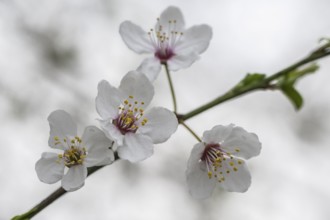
[[48, 110, 77, 150], [136, 57, 161, 82], [175, 24, 212, 55], [202, 124, 234, 144], [222, 126, 262, 159], [35, 152, 65, 184], [156, 6, 185, 32], [92, 149, 115, 166], [138, 107, 178, 144], [81, 126, 114, 167], [167, 52, 199, 71], [119, 71, 154, 107], [119, 21, 154, 54], [99, 120, 124, 146], [117, 133, 153, 162], [186, 143, 217, 199], [61, 165, 87, 192], [217, 157, 251, 192], [96, 80, 121, 120]]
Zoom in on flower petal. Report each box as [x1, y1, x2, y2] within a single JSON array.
[[202, 124, 234, 144], [61, 165, 87, 192], [186, 143, 217, 199], [117, 133, 153, 162], [119, 21, 154, 54], [156, 6, 185, 32], [136, 57, 161, 82], [217, 157, 251, 192], [222, 126, 262, 159], [99, 119, 124, 145], [119, 71, 154, 107], [167, 52, 200, 71], [175, 24, 212, 55], [81, 126, 114, 167], [96, 80, 121, 120], [137, 107, 178, 144], [35, 152, 65, 184], [48, 110, 77, 150], [92, 149, 115, 166]]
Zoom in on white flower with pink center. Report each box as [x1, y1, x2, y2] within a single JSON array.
[[186, 124, 261, 199], [96, 71, 178, 162], [35, 110, 114, 192], [119, 6, 212, 81]]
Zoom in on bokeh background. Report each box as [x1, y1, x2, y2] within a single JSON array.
[[1, 0, 330, 219]]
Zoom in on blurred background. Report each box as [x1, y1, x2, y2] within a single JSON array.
[[1, 0, 330, 219]]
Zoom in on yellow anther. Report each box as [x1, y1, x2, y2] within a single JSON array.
[[134, 108, 138, 112], [207, 171, 212, 179], [233, 167, 238, 172], [71, 139, 75, 144], [124, 100, 129, 105], [221, 177, 225, 181], [124, 118, 133, 124], [229, 162, 234, 166], [226, 170, 230, 174], [238, 160, 243, 165], [141, 102, 145, 105], [54, 142, 60, 145], [215, 157, 222, 162], [54, 136, 59, 141], [63, 138, 67, 142], [134, 101, 138, 104], [129, 95, 134, 99], [58, 154, 63, 158], [235, 148, 240, 152]]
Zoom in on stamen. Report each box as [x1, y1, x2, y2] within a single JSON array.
[[148, 16, 183, 62], [114, 96, 148, 135], [201, 143, 242, 183]]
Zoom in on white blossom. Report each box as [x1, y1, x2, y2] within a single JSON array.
[[96, 71, 178, 162], [120, 6, 212, 81], [35, 110, 114, 191], [186, 124, 261, 199]]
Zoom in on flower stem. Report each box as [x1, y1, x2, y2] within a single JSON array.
[[180, 121, 202, 142], [164, 63, 178, 113], [179, 43, 330, 121], [12, 153, 120, 220]]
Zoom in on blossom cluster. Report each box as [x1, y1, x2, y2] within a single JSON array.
[[35, 6, 261, 199]]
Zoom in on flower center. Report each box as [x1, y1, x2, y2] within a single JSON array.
[[148, 18, 183, 63], [113, 95, 148, 135], [55, 136, 87, 167], [201, 143, 243, 183]]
